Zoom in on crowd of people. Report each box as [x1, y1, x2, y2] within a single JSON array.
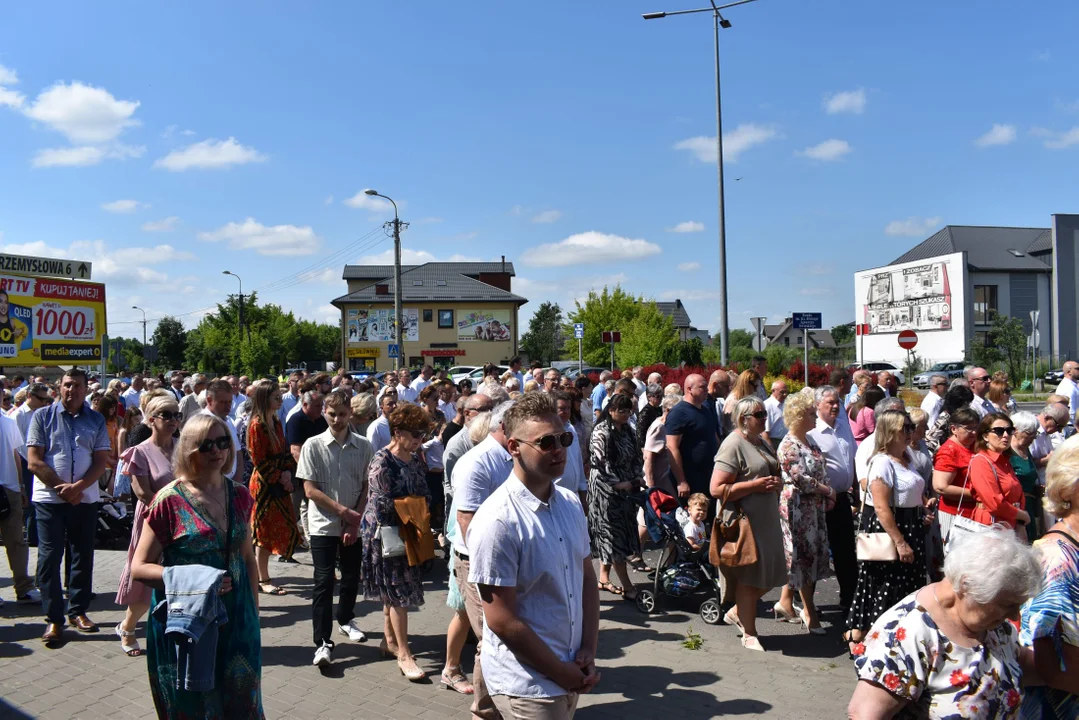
[[0, 358, 1077, 719]]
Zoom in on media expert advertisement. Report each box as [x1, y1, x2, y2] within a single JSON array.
[[346, 308, 418, 343], [457, 309, 512, 342], [861, 259, 954, 333], [0, 274, 106, 364]]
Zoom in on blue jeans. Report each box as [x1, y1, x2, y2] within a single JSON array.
[[35, 502, 96, 623]]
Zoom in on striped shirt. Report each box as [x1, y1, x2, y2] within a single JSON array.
[[296, 427, 373, 537]]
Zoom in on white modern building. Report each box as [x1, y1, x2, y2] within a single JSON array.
[[853, 216, 1079, 366]]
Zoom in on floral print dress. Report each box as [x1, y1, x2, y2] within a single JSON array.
[[854, 591, 1024, 719], [777, 434, 831, 588], [588, 419, 643, 564], [247, 417, 298, 558]]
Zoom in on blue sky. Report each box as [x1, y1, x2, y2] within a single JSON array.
[[0, 1, 1076, 343]]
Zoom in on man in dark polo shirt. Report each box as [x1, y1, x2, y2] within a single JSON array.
[[664, 374, 719, 510], [285, 390, 329, 559]]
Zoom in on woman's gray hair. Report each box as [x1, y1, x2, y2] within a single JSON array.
[[646, 382, 664, 399], [814, 385, 837, 404], [731, 396, 765, 430], [1043, 403, 1069, 426], [661, 394, 681, 412], [490, 400, 514, 432], [468, 411, 493, 444], [874, 396, 905, 420], [943, 524, 1043, 604], [1011, 410, 1039, 436]]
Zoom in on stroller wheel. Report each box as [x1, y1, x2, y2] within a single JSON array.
[[636, 589, 656, 614], [699, 598, 722, 625]]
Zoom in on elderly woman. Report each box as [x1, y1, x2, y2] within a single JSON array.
[[589, 392, 645, 599], [965, 413, 1030, 534], [711, 396, 786, 651], [931, 407, 981, 542], [637, 383, 664, 450], [773, 389, 834, 634], [1020, 435, 1079, 719], [846, 411, 929, 650], [361, 403, 432, 682], [848, 525, 1042, 719], [1010, 411, 1043, 542], [350, 392, 377, 437]]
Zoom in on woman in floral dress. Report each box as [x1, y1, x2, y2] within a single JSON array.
[[361, 403, 432, 681], [773, 390, 833, 634]]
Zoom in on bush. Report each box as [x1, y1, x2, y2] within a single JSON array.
[[783, 360, 832, 388], [763, 374, 804, 394]]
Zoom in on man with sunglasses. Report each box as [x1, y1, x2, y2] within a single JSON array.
[[965, 366, 995, 418], [468, 393, 599, 719], [553, 391, 587, 505], [920, 374, 948, 427]]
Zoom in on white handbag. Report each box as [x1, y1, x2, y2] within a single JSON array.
[[377, 523, 407, 559], [942, 455, 995, 554], [855, 477, 899, 562]]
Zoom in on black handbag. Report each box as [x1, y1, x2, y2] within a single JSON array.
[[0, 486, 10, 521]]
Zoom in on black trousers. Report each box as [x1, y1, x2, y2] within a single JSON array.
[[36, 502, 96, 623], [826, 492, 858, 609], [310, 534, 362, 647]]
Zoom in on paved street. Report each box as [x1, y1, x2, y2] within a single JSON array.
[[1, 546, 853, 719]]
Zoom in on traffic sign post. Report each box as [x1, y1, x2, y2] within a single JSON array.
[[792, 313, 822, 385], [388, 344, 400, 360], [601, 330, 621, 371], [0, 253, 92, 280], [898, 330, 918, 388], [574, 323, 585, 375]]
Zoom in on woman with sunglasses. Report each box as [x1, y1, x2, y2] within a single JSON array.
[[846, 410, 928, 653], [114, 394, 181, 657], [131, 414, 262, 718], [967, 412, 1029, 534], [588, 392, 646, 599], [361, 403, 432, 681]]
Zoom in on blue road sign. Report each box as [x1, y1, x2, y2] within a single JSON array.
[[574, 322, 585, 340], [388, 344, 400, 358], [791, 312, 823, 330]]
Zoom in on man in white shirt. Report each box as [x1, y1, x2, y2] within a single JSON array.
[[409, 364, 435, 396], [120, 373, 144, 410], [877, 371, 898, 398], [178, 373, 208, 427], [201, 379, 240, 480], [168, 374, 185, 402], [278, 370, 303, 425], [763, 380, 788, 446], [631, 366, 647, 396], [554, 391, 587, 505], [468, 393, 599, 718], [508, 356, 525, 390], [807, 385, 858, 610], [365, 394, 397, 453], [966, 367, 995, 418], [1054, 361, 1079, 419], [920, 374, 948, 427], [0, 411, 35, 606], [228, 376, 246, 419], [395, 368, 418, 405]]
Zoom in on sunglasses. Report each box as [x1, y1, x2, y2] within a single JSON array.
[[32, 395, 50, 403], [399, 429, 425, 440], [987, 426, 1014, 437], [902, 422, 916, 433], [974, 376, 991, 382], [517, 431, 574, 452], [155, 411, 182, 422], [749, 411, 768, 420], [197, 436, 232, 453]]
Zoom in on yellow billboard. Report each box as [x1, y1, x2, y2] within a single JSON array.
[[0, 274, 106, 364]]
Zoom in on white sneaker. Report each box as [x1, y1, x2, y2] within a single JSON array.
[[17, 589, 41, 605], [338, 620, 368, 642], [313, 642, 333, 667]]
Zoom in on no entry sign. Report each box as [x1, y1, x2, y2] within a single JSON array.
[[898, 329, 918, 350]]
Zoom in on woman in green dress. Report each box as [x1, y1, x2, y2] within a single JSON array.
[[132, 413, 263, 719], [1010, 411, 1043, 542]]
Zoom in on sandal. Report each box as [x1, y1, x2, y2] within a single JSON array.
[[597, 581, 623, 596], [258, 580, 287, 596], [379, 640, 400, 659], [115, 622, 143, 657], [628, 557, 654, 573], [440, 667, 475, 695]]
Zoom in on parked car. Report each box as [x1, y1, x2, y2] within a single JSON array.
[[912, 361, 965, 389], [457, 365, 509, 384], [1045, 368, 1065, 385], [858, 361, 905, 386], [446, 365, 478, 381], [563, 366, 609, 381]]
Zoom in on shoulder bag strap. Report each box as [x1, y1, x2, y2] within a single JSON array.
[[1044, 529, 1079, 550], [858, 455, 897, 531], [223, 479, 233, 574]]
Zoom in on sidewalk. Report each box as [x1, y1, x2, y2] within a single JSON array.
[[0, 547, 854, 719]]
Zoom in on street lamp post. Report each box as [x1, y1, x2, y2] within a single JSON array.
[[222, 270, 245, 342], [132, 305, 147, 371], [364, 189, 405, 372], [644, 0, 760, 366]]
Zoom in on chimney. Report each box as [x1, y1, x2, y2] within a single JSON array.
[[501, 255, 505, 273]]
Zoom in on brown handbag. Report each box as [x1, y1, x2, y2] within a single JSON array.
[[710, 485, 759, 568]]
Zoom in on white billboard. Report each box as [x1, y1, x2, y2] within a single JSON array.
[[853, 251, 967, 365]]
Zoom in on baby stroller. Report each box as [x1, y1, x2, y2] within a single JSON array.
[[96, 496, 133, 550], [634, 487, 724, 624]]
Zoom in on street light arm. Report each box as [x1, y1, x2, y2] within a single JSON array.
[[642, 0, 759, 18], [364, 189, 399, 218]]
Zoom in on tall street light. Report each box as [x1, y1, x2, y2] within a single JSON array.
[[132, 305, 147, 371], [364, 189, 405, 371], [222, 270, 245, 342], [644, 0, 761, 366]]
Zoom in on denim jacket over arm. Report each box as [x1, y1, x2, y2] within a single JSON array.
[[152, 564, 228, 692]]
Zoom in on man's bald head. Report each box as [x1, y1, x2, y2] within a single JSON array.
[[684, 374, 707, 406], [708, 370, 730, 398]]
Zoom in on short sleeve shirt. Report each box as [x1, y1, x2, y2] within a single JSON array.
[[286, 411, 329, 448], [0, 414, 25, 492], [865, 453, 926, 508], [664, 400, 719, 492], [296, 429, 373, 537], [933, 438, 975, 517], [28, 401, 110, 504]]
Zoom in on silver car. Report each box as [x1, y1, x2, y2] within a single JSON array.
[[913, 362, 965, 389]]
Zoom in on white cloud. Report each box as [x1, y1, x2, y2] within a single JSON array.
[[141, 217, 180, 232], [1031, 126, 1079, 149], [531, 210, 563, 224], [101, 199, 146, 214], [798, 139, 852, 161], [667, 221, 704, 233], [23, 81, 140, 144], [355, 248, 482, 265], [343, 192, 395, 213], [0, 238, 186, 288], [154, 137, 267, 171], [567, 273, 630, 305], [32, 143, 143, 168], [513, 277, 560, 295], [521, 231, 661, 268], [824, 88, 866, 115], [975, 124, 1017, 147], [660, 289, 719, 301], [0, 65, 24, 109], [198, 218, 320, 256], [312, 303, 340, 324], [884, 216, 943, 237], [133, 244, 193, 261], [0, 64, 18, 86], [678, 262, 701, 271], [674, 123, 779, 163]]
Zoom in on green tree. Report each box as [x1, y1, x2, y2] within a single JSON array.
[[617, 301, 679, 367], [675, 337, 705, 366], [150, 315, 187, 371], [967, 314, 1026, 383], [562, 286, 642, 367], [729, 328, 753, 348], [831, 323, 855, 347], [520, 302, 564, 365]]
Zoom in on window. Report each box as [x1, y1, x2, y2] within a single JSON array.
[[797, 335, 803, 345], [783, 336, 790, 347], [438, 309, 454, 328], [422, 309, 433, 322], [973, 285, 998, 324]]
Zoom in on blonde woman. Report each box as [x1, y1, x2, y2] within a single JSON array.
[[722, 370, 762, 417]]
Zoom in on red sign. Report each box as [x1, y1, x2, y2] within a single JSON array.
[[420, 349, 466, 356], [855, 323, 871, 336], [898, 329, 918, 350], [601, 331, 622, 343]]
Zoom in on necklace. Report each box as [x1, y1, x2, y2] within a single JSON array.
[[186, 476, 227, 526]]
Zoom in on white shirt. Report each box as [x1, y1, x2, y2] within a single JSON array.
[[410, 376, 431, 395], [467, 474, 590, 699], [120, 387, 142, 410], [808, 416, 856, 494], [878, 384, 891, 398], [1055, 377, 1079, 419], [451, 434, 514, 555], [855, 433, 877, 488], [683, 519, 707, 546], [0, 414, 24, 491], [921, 392, 945, 427], [438, 399, 457, 420], [365, 415, 391, 454], [632, 378, 646, 396], [556, 422, 586, 494], [200, 409, 239, 480], [14, 402, 38, 445], [279, 390, 300, 425], [229, 393, 246, 420], [638, 392, 649, 412], [971, 394, 995, 419], [864, 452, 925, 508], [396, 383, 418, 405], [1032, 426, 1055, 486], [764, 396, 786, 440], [285, 402, 304, 423]]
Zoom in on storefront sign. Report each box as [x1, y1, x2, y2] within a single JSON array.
[[0, 274, 106, 364], [346, 347, 381, 358], [420, 348, 466, 357], [457, 309, 512, 342]]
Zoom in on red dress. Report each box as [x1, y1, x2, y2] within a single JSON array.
[[247, 417, 298, 557], [967, 450, 1025, 529], [933, 438, 977, 520]]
